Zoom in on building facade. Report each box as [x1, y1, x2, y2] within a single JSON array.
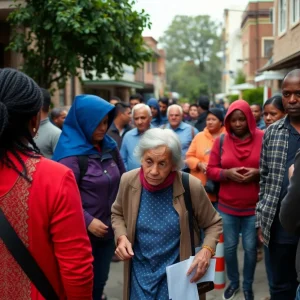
[[240, 0, 274, 83], [257, 0, 300, 99], [222, 6, 244, 94]]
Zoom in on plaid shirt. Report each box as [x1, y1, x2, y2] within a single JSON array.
[[256, 117, 289, 246]]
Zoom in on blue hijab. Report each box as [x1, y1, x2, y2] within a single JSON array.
[[147, 98, 162, 127], [53, 94, 116, 161]]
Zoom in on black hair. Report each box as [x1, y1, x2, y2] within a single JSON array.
[[158, 97, 169, 106], [115, 102, 130, 115], [41, 88, 51, 113], [198, 95, 210, 110], [189, 103, 198, 109], [263, 95, 284, 112], [0, 68, 43, 182], [129, 93, 143, 103], [250, 103, 262, 111], [110, 96, 121, 102], [50, 107, 67, 120]]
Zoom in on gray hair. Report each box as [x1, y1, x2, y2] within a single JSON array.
[[134, 128, 184, 170], [132, 103, 152, 119], [167, 104, 183, 117], [50, 107, 67, 120]]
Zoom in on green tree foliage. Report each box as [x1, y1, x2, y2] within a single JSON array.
[[234, 69, 246, 85], [160, 15, 222, 97], [7, 0, 152, 89], [167, 61, 208, 101]]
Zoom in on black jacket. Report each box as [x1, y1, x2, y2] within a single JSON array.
[[195, 111, 209, 132], [280, 150, 300, 282]]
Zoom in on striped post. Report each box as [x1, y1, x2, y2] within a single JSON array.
[[214, 233, 225, 289]]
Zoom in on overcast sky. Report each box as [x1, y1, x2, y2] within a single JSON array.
[[134, 0, 250, 40]]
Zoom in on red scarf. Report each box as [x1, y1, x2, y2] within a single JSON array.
[[139, 168, 176, 192]]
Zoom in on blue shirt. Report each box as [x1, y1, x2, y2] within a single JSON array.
[[257, 118, 266, 130], [272, 118, 300, 244], [120, 127, 153, 171], [164, 122, 198, 158]]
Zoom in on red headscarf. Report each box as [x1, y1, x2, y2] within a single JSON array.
[[224, 99, 262, 160]]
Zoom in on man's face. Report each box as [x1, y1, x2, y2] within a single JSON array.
[[168, 107, 183, 129], [282, 77, 300, 118], [133, 108, 152, 133], [159, 102, 168, 115], [54, 110, 67, 129], [130, 99, 141, 109], [189, 106, 199, 119], [250, 105, 262, 122], [121, 108, 132, 125]]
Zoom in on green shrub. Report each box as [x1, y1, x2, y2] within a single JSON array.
[[242, 88, 264, 106], [227, 94, 239, 103]]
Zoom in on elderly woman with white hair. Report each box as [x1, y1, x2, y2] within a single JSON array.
[[111, 128, 222, 300]]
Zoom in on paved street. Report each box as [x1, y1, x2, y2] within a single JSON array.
[[104, 240, 269, 300]]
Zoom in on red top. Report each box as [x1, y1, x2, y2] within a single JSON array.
[[0, 152, 93, 300], [207, 100, 264, 216]]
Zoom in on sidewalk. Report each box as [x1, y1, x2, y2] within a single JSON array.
[[105, 241, 270, 300]]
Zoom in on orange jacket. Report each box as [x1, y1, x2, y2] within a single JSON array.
[[186, 127, 226, 202]]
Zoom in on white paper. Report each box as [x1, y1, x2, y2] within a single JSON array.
[[166, 257, 198, 300], [166, 257, 216, 300]]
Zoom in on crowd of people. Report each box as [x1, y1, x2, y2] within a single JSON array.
[[1, 66, 300, 300]]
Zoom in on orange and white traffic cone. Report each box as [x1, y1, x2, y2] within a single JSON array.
[[214, 233, 225, 289]]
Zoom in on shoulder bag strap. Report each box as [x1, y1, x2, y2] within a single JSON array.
[[78, 155, 89, 184], [181, 172, 195, 256], [0, 208, 59, 300]]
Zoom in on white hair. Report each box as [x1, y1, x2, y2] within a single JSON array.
[[134, 128, 184, 170], [132, 103, 152, 119], [167, 104, 183, 117]]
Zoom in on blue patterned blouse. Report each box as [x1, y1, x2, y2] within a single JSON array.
[[130, 186, 180, 300]]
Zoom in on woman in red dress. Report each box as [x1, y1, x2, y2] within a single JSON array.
[[0, 68, 94, 299]]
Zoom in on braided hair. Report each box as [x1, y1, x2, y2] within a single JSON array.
[[0, 68, 43, 181]]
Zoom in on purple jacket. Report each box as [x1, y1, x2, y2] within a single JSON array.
[[59, 149, 125, 239]]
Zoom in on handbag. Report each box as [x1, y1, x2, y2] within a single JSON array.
[[182, 172, 214, 297], [204, 134, 225, 196], [0, 208, 59, 300]]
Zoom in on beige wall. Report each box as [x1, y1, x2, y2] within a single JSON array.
[[273, 0, 300, 63]]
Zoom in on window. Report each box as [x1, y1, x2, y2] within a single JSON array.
[[262, 38, 274, 58], [290, 0, 300, 25], [278, 0, 287, 34]]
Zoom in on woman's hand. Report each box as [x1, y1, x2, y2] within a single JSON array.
[[115, 235, 134, 261], [197, 162, 208, 173], [187, 248, 212, 283], [243, 168, 259, 183], [224, 168, 245, 183], [88, 218, 108, 237]]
